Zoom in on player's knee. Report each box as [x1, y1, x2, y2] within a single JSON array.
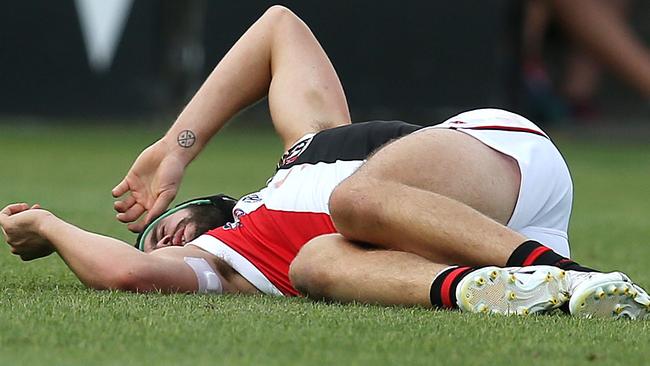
[[290, 237, 337, 299], [329, 176, 382, 240]]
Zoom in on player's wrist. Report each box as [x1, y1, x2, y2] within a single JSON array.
[[160, 131, 202, 166], [35, 210, 57, 237]]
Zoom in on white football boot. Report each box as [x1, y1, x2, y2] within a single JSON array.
[[567, 271, 650, 320], [456, 266, 570, 315]]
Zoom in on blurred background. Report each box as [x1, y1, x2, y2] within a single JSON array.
[[0, 0, 649, 129]]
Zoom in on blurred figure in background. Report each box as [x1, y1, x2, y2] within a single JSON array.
[[522, 0, 650, 121]]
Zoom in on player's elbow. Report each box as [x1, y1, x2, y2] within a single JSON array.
[[263, 5, 297, 24], [112, 269, 151, 293], [90, 264, 155, 293]]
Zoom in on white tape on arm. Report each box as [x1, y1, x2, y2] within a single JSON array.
[[183, 257, 223, 294]]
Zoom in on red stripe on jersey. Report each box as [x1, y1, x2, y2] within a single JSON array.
[[462, 125, 548, 138], [206, 205, 337, 296]]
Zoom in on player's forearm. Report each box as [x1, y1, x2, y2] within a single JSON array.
[[37, 214, 151, 290], [161, 7, 284, 163]]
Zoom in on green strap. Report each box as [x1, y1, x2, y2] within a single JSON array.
[[137, 199, 212, 251]]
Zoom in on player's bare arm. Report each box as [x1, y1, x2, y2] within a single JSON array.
[[113, 5, 350, 232], [0, 204, 258, 294]]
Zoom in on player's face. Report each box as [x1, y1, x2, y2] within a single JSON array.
[[143, 208, 199, 253]]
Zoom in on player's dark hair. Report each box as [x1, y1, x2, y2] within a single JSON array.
[[184, 203, 236, 238]]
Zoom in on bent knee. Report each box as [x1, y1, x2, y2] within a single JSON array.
[[329, 176, 385, 240], [290, 235, 342, 299]]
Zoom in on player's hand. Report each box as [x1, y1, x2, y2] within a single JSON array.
[[112, 139, 187, 233], [0, 203, 56, 261]]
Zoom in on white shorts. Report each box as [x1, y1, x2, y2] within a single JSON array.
[[428, 109, 573, 257]]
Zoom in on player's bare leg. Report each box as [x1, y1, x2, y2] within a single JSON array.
[[329, 129, 524, 267], [290, 234, 650, 319], [290, 234, 571, 315], [290, 234, 444, 306]]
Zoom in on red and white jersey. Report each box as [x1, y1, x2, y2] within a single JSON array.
[[189, 109, 572, 296], [190, 121, 422, 296]]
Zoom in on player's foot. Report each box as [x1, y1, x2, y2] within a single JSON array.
[[456, 266, 569, 316], [567, 271, 650, 320]]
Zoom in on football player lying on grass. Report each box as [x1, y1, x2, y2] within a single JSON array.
[[2, 5, 649, 319], [2, 199, 649, 320]]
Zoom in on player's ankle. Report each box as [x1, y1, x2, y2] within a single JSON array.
[[506, 240, 598, 272], [429, 266, 475, 309]]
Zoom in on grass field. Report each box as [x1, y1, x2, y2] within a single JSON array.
[[1, 121, 650, 365]]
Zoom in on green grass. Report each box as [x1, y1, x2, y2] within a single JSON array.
[[1, 123, 650, 365]]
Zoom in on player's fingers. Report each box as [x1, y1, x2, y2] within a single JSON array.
[[114, 195, 136, 213], [1, 203, 30, 217], [144, 191, 175, 225], [127, 221, 146, 233], [112, 179, 130, 198], [0, 205, 15, 226], [1, 203, 24, 215], [31, 204, 41, 209], [116, 203, 146, 223]]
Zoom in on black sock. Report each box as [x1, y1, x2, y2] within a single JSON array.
[[506, 240, 598, 272], [430, 266, 475, 309]]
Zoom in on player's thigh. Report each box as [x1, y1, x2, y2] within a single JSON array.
[[355, 129, 521, 225]]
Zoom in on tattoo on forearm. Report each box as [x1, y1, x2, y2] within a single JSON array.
[[177, 130, 196, 148]]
